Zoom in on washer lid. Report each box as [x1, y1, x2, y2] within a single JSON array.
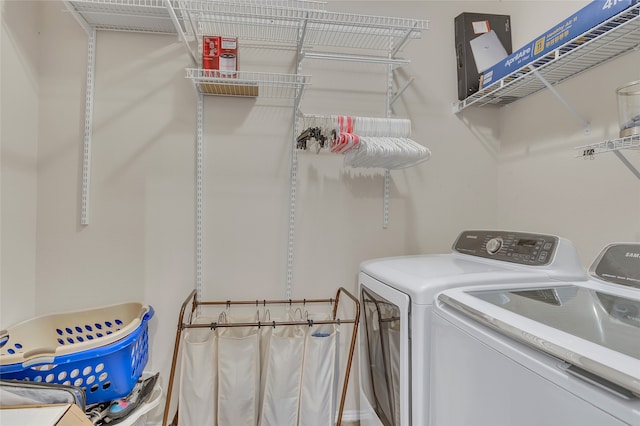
[[438, 281, 640, 397], [360, 230, 585, 304], [360, 254, 561, 304]]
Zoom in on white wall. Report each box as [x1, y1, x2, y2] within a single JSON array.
[[1, 0, 39, 326], [6, 0, 639, 422]]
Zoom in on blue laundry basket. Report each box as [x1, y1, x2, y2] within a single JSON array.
[[0, 303, 153, 404]]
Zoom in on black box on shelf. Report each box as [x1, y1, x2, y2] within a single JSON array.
[[455, 12, 512, 100]]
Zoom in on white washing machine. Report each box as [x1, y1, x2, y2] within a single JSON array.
[[431, 243, 640, 426], [358, 230, 587, 426]]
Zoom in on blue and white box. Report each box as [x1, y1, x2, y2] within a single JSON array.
[[480, 0, 640, 89]]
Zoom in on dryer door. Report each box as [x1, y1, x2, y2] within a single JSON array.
[[360, 273, 411, 426]]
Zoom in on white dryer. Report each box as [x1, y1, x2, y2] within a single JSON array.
[[358, 230, 586, 426], [431, 243, 640, 426]]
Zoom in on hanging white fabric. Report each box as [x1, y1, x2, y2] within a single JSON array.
[[298, 321, 340, 426], [217, 319, 260, 426], [258, 324, 306, 426], [178, 316, 217, 426]]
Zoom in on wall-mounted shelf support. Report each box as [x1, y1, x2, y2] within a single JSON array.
[[390, 22, 420, 57], [383, 170, 391, 228], [296, 15, 309, 61], [383, 62, 393, 229], [63, 0, 92, 34], [390, 76, 415, 108], [612, 148, 640, 181], [80, 29, 97, 225], [195, 92, 204, 306], [532, 68, 591, 135], [284, 17, 310, 299], [164, 0, 197, 65], [63, 1, 95, 225]]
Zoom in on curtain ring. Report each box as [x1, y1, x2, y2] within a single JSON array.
[[210, 322, 217, 330], [307, 319, 313, 327], [272, 320, 276, 329]]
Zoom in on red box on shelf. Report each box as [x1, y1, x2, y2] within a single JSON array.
[[203, 36, 238, 78]]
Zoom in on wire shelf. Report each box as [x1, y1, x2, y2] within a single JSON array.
[[65, 0, 185, 33], [575, 134, 640, 157], [65, 0, 427, 52], [180, 0, 427, 51], [456, 4, 640, 111], [185, 68, 310, 98]]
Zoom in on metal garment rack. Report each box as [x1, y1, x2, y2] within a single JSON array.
[[162, 286, 360, 426]]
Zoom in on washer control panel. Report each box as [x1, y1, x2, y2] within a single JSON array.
[[591, 243, 640, 289], [453, 230, 558, 266]]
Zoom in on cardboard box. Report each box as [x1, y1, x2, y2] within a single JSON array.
[[0, 404, 93, 426], [199, 83, 259, 97], [480, 0, 640, 89], [203, 36, 238, 77], [455, 12, 512, 100]]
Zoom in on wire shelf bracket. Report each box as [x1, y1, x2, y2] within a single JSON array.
[[164, 0, 197, 64], [531, 68, 591, 135]]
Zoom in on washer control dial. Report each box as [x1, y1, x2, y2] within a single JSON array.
[[486, 237, 503, 255]]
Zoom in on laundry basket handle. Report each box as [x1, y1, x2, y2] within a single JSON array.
[[141, 306, 155, 323], [21, 348, 57, 367]]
